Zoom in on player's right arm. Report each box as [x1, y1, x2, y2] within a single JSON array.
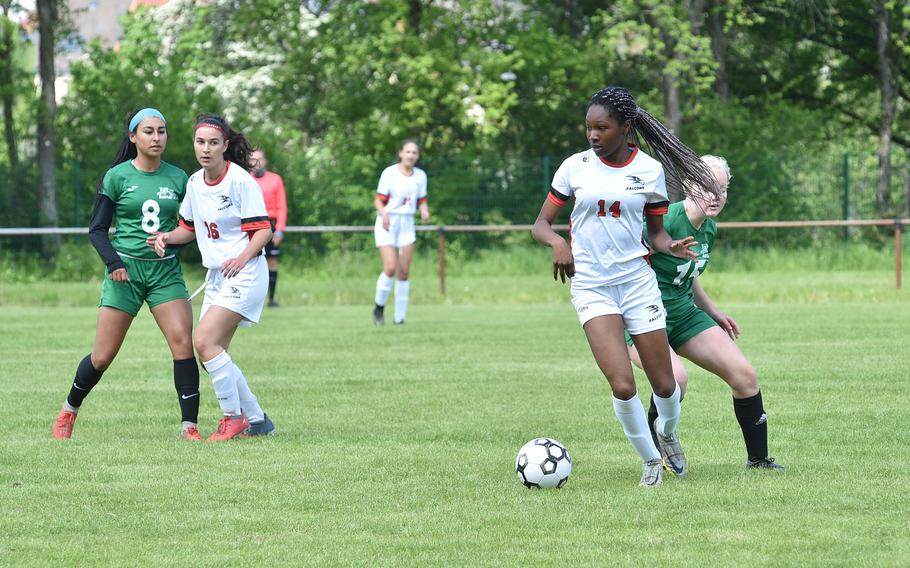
[[148, 226, 195, 258], [693, 277, 740, 340], [374, 194, 390, 230], [532, 194, 574, 283], [88, 192, 129, 281]]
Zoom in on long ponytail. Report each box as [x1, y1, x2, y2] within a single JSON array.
[[588, 87, 719, 200]]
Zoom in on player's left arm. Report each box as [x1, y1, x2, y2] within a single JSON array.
[[274, 175, 288, 246], [417, 173, 429, 222], [220, 227, 273, 278], [693, 277, 740, 340]]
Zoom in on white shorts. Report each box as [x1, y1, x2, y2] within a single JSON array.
[[571, 267, 667, 334], [374, 214, 416, 248], [200, 255, 268, 328]]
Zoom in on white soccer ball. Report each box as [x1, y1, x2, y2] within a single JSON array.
[[515, 438, 572, 489]]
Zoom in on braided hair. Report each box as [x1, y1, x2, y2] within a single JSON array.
[[588, 87, 720, 200], [194, 113, 255, 172]]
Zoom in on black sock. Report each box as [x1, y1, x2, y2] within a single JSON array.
[[647, 395, 659, 446], [733, 391, 769, 461], [174, 358, 200, 423], [66, 354, 104, 408], [268, 270, 277, 302]]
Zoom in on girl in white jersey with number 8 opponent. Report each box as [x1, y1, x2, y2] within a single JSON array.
[[532, 86, 721, 486], [150, 113, 275, 442]]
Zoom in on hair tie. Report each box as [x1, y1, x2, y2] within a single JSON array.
[[129, 108, 166, 132]]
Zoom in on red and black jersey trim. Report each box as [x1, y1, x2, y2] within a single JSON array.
[[241, 215, 271, 232], [417, 196, 428, 205], [644, 200, 670, 216], [178, 215, 195, 232], [548, 188, 569, 207], [376, 193, 390, 204]]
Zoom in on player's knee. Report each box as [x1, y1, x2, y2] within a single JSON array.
[[193, 331, 217, 361], [383, 266, 396, 277], [170, 334, 194, 360], [396, 269, 409, 281], [728, 363, 758, 396], [606, 374, 636, 400]]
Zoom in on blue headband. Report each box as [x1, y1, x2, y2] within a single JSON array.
[[129, 108, 166, 132]]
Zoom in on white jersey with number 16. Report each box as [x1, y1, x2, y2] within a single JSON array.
[[178, 161, 272, 270]]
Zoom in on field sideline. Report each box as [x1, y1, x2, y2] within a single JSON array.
[[1, 295, 908, 566]]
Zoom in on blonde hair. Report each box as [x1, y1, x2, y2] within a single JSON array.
[[701, 154, 732, 183]]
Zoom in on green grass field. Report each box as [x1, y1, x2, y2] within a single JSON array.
[[1, 274, 909, 566]]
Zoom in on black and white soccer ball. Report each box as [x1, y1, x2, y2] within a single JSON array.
[[515, 438, 572, 489]]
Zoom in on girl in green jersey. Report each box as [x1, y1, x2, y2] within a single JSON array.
[[628, 155, 783, 470], [52, 108, 203, 442]]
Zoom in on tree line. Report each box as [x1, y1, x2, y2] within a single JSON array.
[[1, 0, 908, 256]]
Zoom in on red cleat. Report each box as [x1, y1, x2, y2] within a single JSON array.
[[181, 425, 203, 441], [206, 415, 249, 442], [53, 408, 77, 440]]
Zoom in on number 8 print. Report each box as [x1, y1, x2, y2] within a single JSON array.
[[141, 200, 161, 233]]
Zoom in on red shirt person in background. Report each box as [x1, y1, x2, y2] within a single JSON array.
[[250, 149, 288, 307]]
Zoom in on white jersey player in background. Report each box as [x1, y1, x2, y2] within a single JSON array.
[[532, 86, 721, 486], [150, 113, 276, 442], [372, 139, 430, 326]]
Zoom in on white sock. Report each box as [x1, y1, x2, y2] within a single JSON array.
[[63, 401, 79, 414], [375, 272, 393, 307], [203, 351, 241, 416], [236, 368, 264, 423], [394, 279, 410, 323], [653, 383, 681, 437], [613, 393, 661, 462]]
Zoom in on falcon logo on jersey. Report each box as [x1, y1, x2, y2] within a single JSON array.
[[226, 286, 240, 299], [217, 195, 233, 211], [157, 187, 178, 200], [625, 175, 645, 191]]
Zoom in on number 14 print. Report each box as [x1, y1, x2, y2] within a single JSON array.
[[596, 199, 621, 218]]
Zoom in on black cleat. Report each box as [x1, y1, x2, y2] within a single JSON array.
[[747, 457, 784, 471], [373, 305, 385, 326], [268, 300, 280, 308], [393, 320, 405, 326]]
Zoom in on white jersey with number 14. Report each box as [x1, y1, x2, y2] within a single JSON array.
[[549, 145, 669, 289]]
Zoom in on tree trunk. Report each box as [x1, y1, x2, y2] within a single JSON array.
[[37, 0, 60, 255], [708, 1, 730, 102], [0, 1, 18, 170], [876, 0, 894, 214], [408, 0, 422, 35], [661, 29, 683, 136]]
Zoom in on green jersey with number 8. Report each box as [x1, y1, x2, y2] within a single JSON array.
[[100, 160, 188, 259], [645, 201, 716, 313]]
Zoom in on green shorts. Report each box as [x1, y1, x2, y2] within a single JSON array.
[[99, 255, 189, 316], [625, 302, 717, 350]]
